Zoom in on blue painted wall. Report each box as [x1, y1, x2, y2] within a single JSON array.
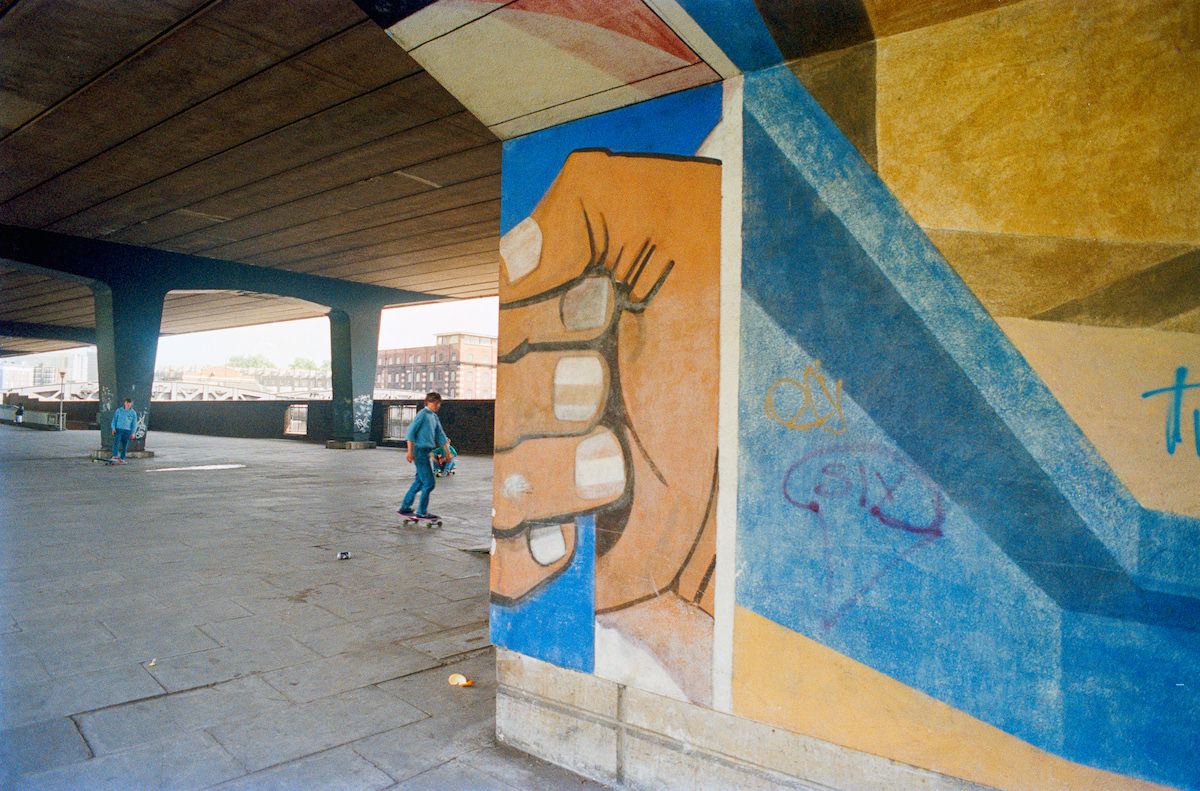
[[500, 83, 723, 235], [491, 515, 596, 673], [737, 65, 1200, 789]]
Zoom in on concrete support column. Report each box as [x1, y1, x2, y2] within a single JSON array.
[[93, 280, 166, 455], [328, 305, 381, 448]]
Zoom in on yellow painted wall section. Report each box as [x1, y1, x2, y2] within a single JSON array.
[[926, 230, 1195, 320], [876, 0, 1200, 244], [998, 318, 1200, 517], [732, 607, 1176, 791]]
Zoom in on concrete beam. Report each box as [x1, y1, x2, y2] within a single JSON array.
[[0, 320, 97, 344], [93, 281, 161, 454], [328, 306, 381, 444], [0, 224, 438, 311]]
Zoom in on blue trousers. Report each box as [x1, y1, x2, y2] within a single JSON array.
[[402, 447, 435, 514], [113, 429, 131, 459]]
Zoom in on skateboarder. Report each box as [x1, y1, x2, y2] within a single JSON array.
[[399, 392, 452, 520], [110, 398, 137, 462]]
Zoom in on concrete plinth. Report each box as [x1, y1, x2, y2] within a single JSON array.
[[495, 649, 986, 791], [89, 449, 154, 460], [325, 440, 376, 450]]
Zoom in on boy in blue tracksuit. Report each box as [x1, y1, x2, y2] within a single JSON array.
[[399, 392, 451, 519], [433, 443, 456, 476], [110, 398, 137, 462]]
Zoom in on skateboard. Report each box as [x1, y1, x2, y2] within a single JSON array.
[[401, 512, 443, 528], [93, 458, 124, 465]]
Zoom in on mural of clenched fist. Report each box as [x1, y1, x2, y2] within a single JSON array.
[[492, 149, 721, 703]]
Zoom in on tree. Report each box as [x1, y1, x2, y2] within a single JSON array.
[[227, 354, 276, 370], [291, 357, 319, 370]]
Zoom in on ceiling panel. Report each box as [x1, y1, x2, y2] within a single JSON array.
[[381, 0, 732, 139], [0, 0, 210, 135], [0, 0, 503, 357]]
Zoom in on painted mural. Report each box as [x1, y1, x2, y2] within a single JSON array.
[[359, 1, 1200, 789], [491, 84, 724, 705], [375, 0, 725, 138], [995, 319, 1200, 520], [734, 66, 1200, 791]]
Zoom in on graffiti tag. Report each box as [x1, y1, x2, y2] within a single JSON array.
[[765, 362, 846, 434], [353, 394, 373, 435], [783, 444, 945, 629], [1141, 366, 1200, 457]]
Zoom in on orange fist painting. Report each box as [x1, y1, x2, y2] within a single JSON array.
[[492, 149, 721, 703]]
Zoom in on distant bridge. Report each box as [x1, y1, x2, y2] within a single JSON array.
[[8, 381, 325, 402], [7, 381, 430, 402]]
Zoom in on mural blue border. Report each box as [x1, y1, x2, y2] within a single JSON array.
[[501, 83, 723, 234], [490, 516, 596, 673]]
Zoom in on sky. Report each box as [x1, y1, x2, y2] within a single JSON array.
[[153, 296, 499, 367]]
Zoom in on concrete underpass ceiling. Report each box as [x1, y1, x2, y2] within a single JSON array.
[[368, 0, 1197, 338], [0, 0, 501, 356], [3, 0, 1195, 358]]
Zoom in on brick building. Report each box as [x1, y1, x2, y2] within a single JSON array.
[[375, 333, 497, 399]]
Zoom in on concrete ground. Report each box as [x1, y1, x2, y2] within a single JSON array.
[[0, 425, 609, 790]]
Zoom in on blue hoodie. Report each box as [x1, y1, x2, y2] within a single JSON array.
[[406, 406, 447, 450], [111, 406, 137, 432]]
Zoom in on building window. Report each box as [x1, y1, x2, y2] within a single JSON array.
[[284, 404, 308, 435], [385, 404, 417, 440]]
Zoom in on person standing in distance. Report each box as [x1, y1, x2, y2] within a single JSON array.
[[111, 398, 137, 462], [399, 392, 451, 519]]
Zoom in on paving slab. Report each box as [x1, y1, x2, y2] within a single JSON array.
[[308, 584, 454, 622], [0, 716, 92, 786], [0, 651, 51, 690], [350, 713, 498, 783], [392, 760, 519, 790], [143, 635, 323, 692], [208, 686, 428, 772], [377, 653, 496, 718], [409, 625, 492, 661], [0, 427, 608, 789], [76, 674, 291, 755], [38, 624, 218, 677], [419, 574, 489, 601], [288, 611, 441, 659], [13, 730, 245, 791], [97, 598, 253, 638], [0, 663, 164, 730], [460, 742, 615, 791], [260, 645, 440, 703], [0, 616, 116, 657], [421, 597, 490, 629], [210, 745, 395, 791]]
